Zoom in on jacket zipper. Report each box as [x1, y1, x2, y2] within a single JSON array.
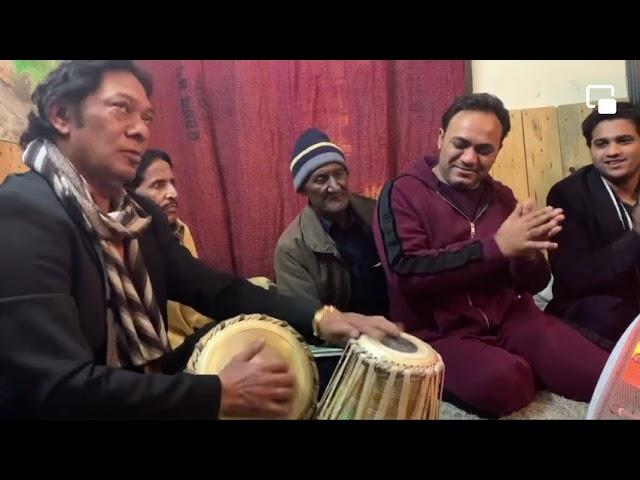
[[434, 191, 489, 240], [436, 191, 492, 329]]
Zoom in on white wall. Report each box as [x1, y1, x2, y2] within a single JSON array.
[[472, 60, 628, 109]]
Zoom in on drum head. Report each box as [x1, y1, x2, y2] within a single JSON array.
[[190, 315, 318, 419], [356, 332, 439, 367]]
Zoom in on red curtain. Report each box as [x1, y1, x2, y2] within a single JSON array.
[[139, 60, 467, 278]]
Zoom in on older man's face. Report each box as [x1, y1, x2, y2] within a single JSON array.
[[135, 159, 179, 224], [302, 163, 350, 216]]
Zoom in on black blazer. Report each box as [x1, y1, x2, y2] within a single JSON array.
[[546, 164, 640, 312], [0, 172, 320, 418]]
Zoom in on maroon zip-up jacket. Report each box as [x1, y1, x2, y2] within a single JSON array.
[[373, 157, 551, 341]]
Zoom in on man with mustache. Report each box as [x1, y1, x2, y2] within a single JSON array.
[[373, 93, 608, 418], [0, 60, 401, 418], [129, 149, 213, 349], [546, 102, 640, 351]]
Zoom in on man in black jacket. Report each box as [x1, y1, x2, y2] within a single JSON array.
[[0, 60, 399, 418], [547, 102, 640, 351]]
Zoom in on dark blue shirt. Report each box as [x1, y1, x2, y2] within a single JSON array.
[[316, 208, 388, 316]]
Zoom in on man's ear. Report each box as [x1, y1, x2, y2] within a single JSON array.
[[437, 128, 445, 150], [47, 99, 74, 136]]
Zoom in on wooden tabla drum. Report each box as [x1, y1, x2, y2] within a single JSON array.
[[317, 332, 444, 420], [185, 314, 319, 419]]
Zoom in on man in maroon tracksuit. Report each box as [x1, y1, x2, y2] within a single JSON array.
[[373, 93, 608, 417]]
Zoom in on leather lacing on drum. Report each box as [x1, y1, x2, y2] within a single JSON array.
[[318, 339, 445, 420], [185, 313, 320, 419]]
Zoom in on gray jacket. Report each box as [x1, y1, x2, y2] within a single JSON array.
[[274, 195, 377, 310]]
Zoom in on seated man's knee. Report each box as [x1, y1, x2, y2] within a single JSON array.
[[469, 356, 536, 417]]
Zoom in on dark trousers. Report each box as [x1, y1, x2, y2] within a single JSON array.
[[552, 295, 639, 352], [431, 298, 609, 418]]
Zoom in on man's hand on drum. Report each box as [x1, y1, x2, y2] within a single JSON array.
[[218, 339, 294, 418], [319, 310, 402, 345]]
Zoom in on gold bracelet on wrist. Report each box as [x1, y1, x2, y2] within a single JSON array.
[[313, 305, 338, 338]]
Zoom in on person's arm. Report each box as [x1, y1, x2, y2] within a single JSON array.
[[547, 184, 640, 296], [504, 196, 553, 294], [146, 201, 401, 345], [0, 190, 220, 418], [376, 177, 507, 298], [509, 252, 552, 294], [150, 205, 321, 341]]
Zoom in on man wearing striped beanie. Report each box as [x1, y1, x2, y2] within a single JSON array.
[[275, 128, 388, 318]]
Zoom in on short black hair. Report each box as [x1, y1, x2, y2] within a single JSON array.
[[581, 101, 640, 147], [127, 149, 173, 190], [20, 60, 153, 149], [441, 93, 511, 141]]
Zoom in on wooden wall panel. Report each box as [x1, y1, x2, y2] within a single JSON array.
[[522, 107, 564, 206], [556, 103, 592, 177], [491, 110, 529, 202]]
